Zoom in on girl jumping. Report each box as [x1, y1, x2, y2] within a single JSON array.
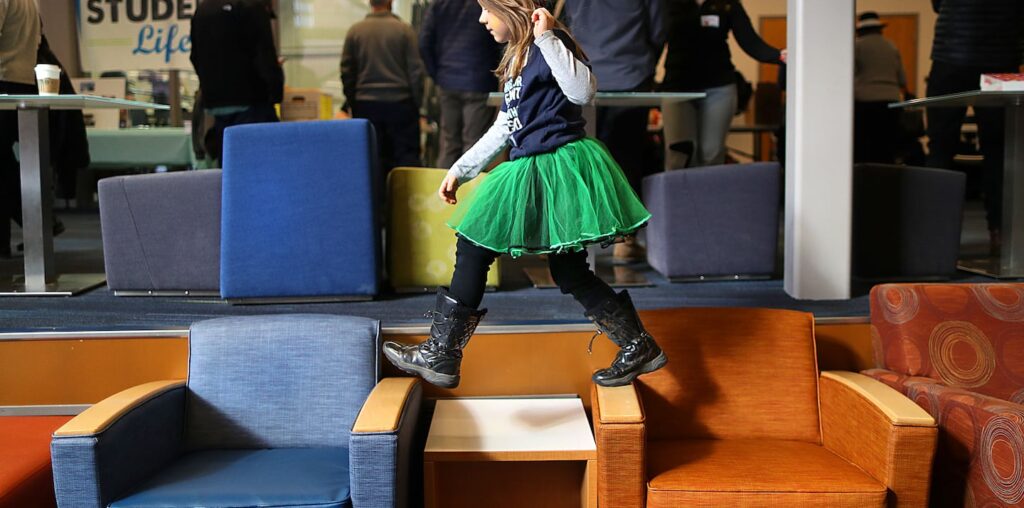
[[384, 0, 667, 388]]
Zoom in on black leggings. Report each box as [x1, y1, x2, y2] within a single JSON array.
[[449, 236, 616, 310]]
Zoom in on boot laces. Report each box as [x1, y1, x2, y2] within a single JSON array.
[[587, 329, 603, 355]]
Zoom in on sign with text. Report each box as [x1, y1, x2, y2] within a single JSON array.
[[76, 0, 195, 71]]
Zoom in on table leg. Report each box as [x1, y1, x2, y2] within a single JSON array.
[[957, 104, 1024, 278], [424, 461, 437, 508], [0, 107, 106, 296], [582, 459, 597, 508], [17, 108, 55, 291], [1001, 104, 1024, 275]]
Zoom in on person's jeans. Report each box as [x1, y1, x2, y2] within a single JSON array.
[[663, 83, 737, 168], [438, 89, 494, 168], [926, 60, 1012, 231]]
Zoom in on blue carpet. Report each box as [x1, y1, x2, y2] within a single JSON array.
[[0, 208, 1010, 333]]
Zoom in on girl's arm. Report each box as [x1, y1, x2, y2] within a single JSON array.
[[447, 110, 512, 184], [534, 31, 597, 105]]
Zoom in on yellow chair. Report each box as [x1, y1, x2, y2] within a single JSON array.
[[387, 167, 500, 291]]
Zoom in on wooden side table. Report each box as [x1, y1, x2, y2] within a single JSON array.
[[424, 397, 597, 508]]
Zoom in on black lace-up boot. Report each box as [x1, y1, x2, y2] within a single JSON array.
[[383, 287, 486, 388], [585, 290, 667, 386]]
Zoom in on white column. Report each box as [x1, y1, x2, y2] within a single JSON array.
[[784, 0, 855, 300]]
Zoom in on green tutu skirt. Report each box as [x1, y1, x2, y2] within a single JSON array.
[[447, 137, 651, 257]]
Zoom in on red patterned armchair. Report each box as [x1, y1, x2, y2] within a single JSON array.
[[864, 283, 1024, 507]]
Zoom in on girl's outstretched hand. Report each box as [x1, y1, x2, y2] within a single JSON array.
[[439, 174, 460, 205], [532, 8, 555, 38]]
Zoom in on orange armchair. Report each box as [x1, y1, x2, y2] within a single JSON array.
[[864, 283, 1024, 506], [592, 307, 938, 508]]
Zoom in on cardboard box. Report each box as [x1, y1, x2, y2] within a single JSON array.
[[280, 88, 334, 121], [980, 73, 1024, 92]]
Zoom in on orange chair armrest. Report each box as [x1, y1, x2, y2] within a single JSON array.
[[594, 383, 644, 424], [592, 383, 646, 508], [820, 371, 937, 508], [53, 380, 186, 437], [352, 377, 420, 434]]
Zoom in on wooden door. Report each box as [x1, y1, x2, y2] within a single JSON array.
[[758, 14, 918, 94]]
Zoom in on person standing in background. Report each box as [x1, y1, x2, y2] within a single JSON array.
[[341, 0, 425, 176], [925, 0, 1024, 255], [853, 12, 906, 164], [661, 0, 785, 169], [190, 0, 284, 165], [0, 0, 41, 258], [562, 0, 665, 262], [420, 0, 502, 168]]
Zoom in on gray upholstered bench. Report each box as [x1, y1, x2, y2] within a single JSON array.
[[852, 163, 965, 279], [98, 170, 221, 295], [642, 163, 781, 281]]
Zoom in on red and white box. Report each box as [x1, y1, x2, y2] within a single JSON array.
[[980, 73, 1024, 91]]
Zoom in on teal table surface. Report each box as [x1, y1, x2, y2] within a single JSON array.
[[87, 128, 196, 167], [0, 94, 169, 110]]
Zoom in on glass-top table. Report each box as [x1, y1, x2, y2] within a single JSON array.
[[487, 92, 705, 288], [487, 91, 705, 138], [0, 95, 170, 296], [891, 91, 1024, 278]]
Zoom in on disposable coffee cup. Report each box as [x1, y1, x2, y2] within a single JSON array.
[[34, 64, 61, 95]]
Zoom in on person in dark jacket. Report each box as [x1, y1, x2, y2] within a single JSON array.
[[562, 0, 664, 191], [925, 0, 1024, 252], [39, 35, 91, 200], [190, 0, 284, 165], [854, 12, 906, 164], [0, 0, 40, 257], [420, 0, 502, 168], [341, 0, 425, 176], [661, 0, 785, 168], [562, 0, 665, 261]]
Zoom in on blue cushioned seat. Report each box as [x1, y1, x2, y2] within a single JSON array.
[[110, 449, 351, 508], [51, 315, 422, 508], [220, 120, 380, 301]]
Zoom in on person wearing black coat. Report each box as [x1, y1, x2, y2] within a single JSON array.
[[419, 0, 501, 167], [190, 0, 283, 164], [660, 0, 785, 168], [925, 0, 1024, 251]]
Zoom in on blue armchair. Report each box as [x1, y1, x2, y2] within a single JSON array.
[[50, 315, 422, 508]]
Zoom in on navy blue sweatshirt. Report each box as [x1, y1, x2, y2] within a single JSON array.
[[502, 30, 589, 159]]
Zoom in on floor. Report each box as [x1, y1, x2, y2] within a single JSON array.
[[0, 199, 1010, 332]]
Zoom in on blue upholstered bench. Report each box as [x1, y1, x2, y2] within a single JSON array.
[[220, 120, 380, 302]]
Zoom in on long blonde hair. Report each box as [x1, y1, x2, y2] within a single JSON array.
[[478, 0, 586, 81]]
